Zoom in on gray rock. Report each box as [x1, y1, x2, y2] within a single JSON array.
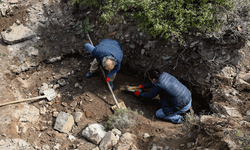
[[221, 66, 236, 79], [42, 144, 50, 150], [236, 79, 250, 91], [99, 131, 118, 150], [73, 111, 83, 123], [246, 110, 250, 116], [0, 4, 8, 16], [82, 123, 107, 145], [14, 104, 40, 123], [151, 144, 163, 150], [238, 72, 250, 83], [54, 111, 74, 133], [9, 0, 19, 4], [45, 56, 62, 63], [111, 129, 121, 137], [1, 24, 36, 44], [116, 133, 136, 150], [0, 138, 31, 150], [190, 40, 200, 48], [129, 44, 135, 49], [200, 115, 214, 123], [27, 46, 39, 56], [39, 106, 46, 115], [143, 133, 150, 139], [221, 106, 242, 118], [57, 79, 67, 86], [53, 143, 61, 150]]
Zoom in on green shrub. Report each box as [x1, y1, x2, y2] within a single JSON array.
[[105, 108, 143, 131], [2, 53, 8, 57], [72, 0, 236, 43], [76, 17, 94, 38], [34, 45, 39, 49]]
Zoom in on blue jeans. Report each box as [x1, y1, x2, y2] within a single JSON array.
[[156, 99, 192, 124], [85, 43, 95, 53]]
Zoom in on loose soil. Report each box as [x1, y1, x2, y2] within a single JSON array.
[[1, 0, 249, 150]]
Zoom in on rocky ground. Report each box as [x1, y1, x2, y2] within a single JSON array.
[[0, 0, 250, 150]]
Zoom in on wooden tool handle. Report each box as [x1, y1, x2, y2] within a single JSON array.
[[0, 96, 46, 107], [86, 34, 120, 109], [100, 67, 120, 108], [87, 34, 94, 45]]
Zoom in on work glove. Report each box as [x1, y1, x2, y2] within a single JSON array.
[[106, 77, 110, 82], [134, 91, 140, 96], [138, 85, 143, 88]]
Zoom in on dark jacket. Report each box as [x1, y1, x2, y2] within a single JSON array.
[[140, 72, 192, 115], [90, 39, 123, 78]]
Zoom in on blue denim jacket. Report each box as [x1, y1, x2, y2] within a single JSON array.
[[91, 39, 123, 78], [140, 72, 192, 115]]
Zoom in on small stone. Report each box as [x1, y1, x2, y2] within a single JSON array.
[[143, 133, 150, 139], [38, 100, 45, 105], [40, 126, 48, 131], [85, 111, 91, 118], [47, 121, 53, 125], [74, 83, 79, 87], [68, 135, 76, 141], [53, 112, 59, 117], [54, 143, 61, 150], [0, 139, 5, 145], [62, 102, 68, 107], [70, 101, 78, 107], [40, 107, 46, 115]]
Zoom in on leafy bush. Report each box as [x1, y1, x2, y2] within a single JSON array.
[[105, 108, 143, 131], [72, 0, 236, 43], [76, 17, 94, 38], [34, 45, 39, 49], [180, 109, 200, 133]]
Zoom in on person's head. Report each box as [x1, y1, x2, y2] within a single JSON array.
[[102, 56, 116, 71], [147, 69, 161, 83]]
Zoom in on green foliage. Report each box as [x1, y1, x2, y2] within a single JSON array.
[[0, 53, 8, 57], [105, 108, 143, 131], [34, 45, 39, 49], [236, 129, 244, 138], [76, 17, 94, 38], [25, 137, 29, 143], [180, 109, 199, 133], [71, 0, 99, 7], [3, 53, 8, 57], [72, 0, 235, 42], [185, 111, 197, 124]]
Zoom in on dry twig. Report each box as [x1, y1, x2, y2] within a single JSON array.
[[173, 48, 187, 70]]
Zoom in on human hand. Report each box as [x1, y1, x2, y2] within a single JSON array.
[[106, 77, 110, 82], [134, 91, 140, 96], [138, 85, 143, 88]]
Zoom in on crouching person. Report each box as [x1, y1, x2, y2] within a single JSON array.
[[84, 39, 123, 90], [134, 69, 192, 124]]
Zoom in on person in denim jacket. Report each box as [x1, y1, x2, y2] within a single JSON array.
[[134, 69, 192, 124], [85, 39, 123, 89]]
